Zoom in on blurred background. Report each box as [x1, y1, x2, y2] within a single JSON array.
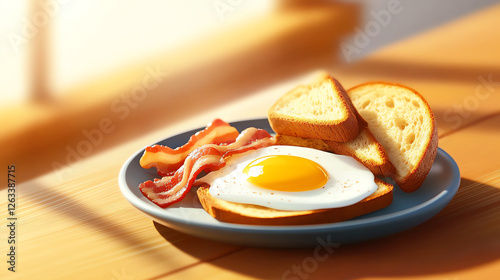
[[1, 0, 498, 183]]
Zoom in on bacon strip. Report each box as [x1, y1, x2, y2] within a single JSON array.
[[139, 127, 276, 208], [139, 119, 239, 176]]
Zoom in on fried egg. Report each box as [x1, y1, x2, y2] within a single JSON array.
[[197, 145, 378, 211]]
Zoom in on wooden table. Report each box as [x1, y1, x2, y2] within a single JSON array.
[[2, 4, 499, 280]]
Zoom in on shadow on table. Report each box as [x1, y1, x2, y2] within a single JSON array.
[[154, 177, 500, 279]]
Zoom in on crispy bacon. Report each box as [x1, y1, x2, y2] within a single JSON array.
[[139, 119, 239, 176], [139, 127, 276, 208]]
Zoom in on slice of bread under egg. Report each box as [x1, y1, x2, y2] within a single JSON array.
[[197, 179, 393, 226]]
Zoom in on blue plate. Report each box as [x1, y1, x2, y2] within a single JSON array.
[[119, 119, 461, 248]]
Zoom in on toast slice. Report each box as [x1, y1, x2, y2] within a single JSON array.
[[347, 82, 438, 192], [276, 127, 396, 177], [268, 75, 361, 142], [197, 179, 393, 226]]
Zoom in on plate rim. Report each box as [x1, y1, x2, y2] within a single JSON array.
[[119, 118, 461, 234]]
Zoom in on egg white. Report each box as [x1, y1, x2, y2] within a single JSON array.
[[197, 145, 378, 211]]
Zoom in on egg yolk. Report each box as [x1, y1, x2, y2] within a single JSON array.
[[242, 155, 329, 192]]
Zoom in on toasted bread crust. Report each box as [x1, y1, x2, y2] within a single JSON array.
[[268, 76, 361, 142], [324, 129, 396, 178], [276, 130, 395, 178], [275, 134, 331, 152], [395, 119, 438, 192], [348, 81, 438, 192], [197, 179, 393, 226]]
